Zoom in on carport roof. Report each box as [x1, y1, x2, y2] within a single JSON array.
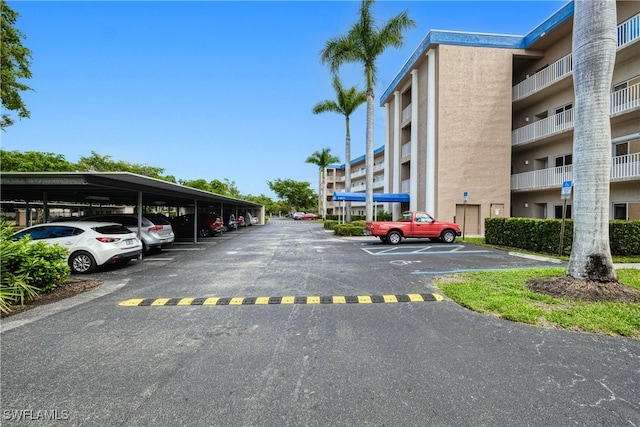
[[0, 172, 263, 209]]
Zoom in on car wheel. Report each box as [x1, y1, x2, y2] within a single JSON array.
[[379, 236, 388, 243], [69, 251, 97, 274], [199, 227, 210, 237], [441, 229, 456, 244], [387, 231, 402, 245]]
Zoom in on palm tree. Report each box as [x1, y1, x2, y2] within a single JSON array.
[[312, 75, 367, 222], [305, 148, 340, 220], [567, 0, 617, 282], [320, 0, 415, 222]]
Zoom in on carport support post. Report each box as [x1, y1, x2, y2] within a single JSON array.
[[193, 200, 198, 244], [138, 192, 143, 258]]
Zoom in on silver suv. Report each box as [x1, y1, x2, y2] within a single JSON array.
[[80, 214, 175, 252]]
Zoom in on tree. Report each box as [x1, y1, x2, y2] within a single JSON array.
[[267, 178, 317, 213], [76, 151, 175, 182], [320, 0, 415, 221], [180, 178, 241, 197], [567, 0, 618, 282], [312, 75, 366, 222], [305, 147, 340, 220], [0, 150, 75, 172], [1, 0, 33, 129]]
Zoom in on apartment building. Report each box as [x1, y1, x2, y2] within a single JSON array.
[[378, 0, 639, 234], [320, 146, 386, 217]]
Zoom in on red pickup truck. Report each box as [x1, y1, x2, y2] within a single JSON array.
[[365, 211, 462, 245]]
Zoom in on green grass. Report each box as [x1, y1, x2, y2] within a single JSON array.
[[459, 237, 640, 264], [435, 268, 640, 339]]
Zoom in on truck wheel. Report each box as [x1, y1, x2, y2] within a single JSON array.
[[440, 229, 456, 244], [387, 231, 402, 245]]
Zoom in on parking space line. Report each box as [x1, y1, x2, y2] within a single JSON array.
[[119, 293, 443, 307]]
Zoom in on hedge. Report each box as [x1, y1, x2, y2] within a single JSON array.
[[485, 217, 640, 256]]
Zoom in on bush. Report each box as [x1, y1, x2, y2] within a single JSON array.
[[485, 217, 640, 256], [333, 224, 366, 236], [0, 219, 70, 313]]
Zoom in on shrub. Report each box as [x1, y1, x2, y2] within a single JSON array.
[[0, 219, 70, 313], [485, 217, 639, 256], [333, 224, 366, 236]]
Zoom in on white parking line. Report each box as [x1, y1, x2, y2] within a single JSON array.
[[362, 245, 490, 256]]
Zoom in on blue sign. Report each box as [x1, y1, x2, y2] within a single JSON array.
[[562, 181, 572, 188], [463, 191, 468, 202]]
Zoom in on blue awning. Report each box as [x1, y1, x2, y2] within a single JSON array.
[[332, 192, 410, 203]]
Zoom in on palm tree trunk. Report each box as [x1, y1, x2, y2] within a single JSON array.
[[345, 132, 352, 223], [321, 170, 327, 220], [567, 0, 617, 282], [365, 89, 375, 222]]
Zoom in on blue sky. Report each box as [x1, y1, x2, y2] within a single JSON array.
[[3, 0, 567, 198]]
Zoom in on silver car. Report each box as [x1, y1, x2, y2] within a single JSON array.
[[80, 214, 175, 252]]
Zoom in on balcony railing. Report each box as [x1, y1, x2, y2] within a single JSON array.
[[611, 82, 640, 115], [402, 104, 412, 123], [512, 109, 574, 146], [401, 141, 411, 158], [612, 152, 640, 181], [512, 54, 572, 101], [512, 13, 639, 102], [511, 153, 640, 191], [513, 83, 640, 146], [401, 179, 411, 193], [618, 13, 640, 48]]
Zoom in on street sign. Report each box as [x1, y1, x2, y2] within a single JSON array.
[[463, 191, 468, 203], [561, 181, 572, 199]]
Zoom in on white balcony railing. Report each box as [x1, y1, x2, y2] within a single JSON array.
[[402, 104, 412, 123], [511, 153, 640, 191], [611, 82, 640, 115], [512, 109, 574, 146], [618, 13, 640, 48], [512, 54, 572, 101], [401, 141, 411, 158], [513, 83, 640, 146], [612, 152, 640, 181], [512, 13, 640, 102]]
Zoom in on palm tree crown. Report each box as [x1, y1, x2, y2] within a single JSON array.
[[320, 0, 415, 221], [305, 148, 340, 220]]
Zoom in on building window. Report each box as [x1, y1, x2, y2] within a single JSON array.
[[555, 154, 572, 168], [554, 204, 572, 219], [613, 203, 628, 220]]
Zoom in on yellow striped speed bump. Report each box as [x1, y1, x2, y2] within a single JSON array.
[[119, 293, 443, 307]]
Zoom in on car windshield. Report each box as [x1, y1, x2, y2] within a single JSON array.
[[93, 225, 133, 234]]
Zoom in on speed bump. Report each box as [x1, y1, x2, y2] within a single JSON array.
[[119, 293, 443, 307]]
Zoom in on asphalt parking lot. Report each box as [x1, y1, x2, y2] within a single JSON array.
[[2, 219, 639, 426]]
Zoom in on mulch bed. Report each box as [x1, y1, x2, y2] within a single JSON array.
[[527, 275, 640, 303], [1, 279, 102, 318]]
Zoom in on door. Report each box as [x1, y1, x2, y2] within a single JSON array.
[[413, 212, 437, 237], [455, 204, 480, 235]]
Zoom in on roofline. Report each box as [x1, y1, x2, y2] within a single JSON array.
[[380, 0, 573, 104], [328, 145, 385, 170]]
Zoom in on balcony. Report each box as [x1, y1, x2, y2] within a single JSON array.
[[402, 104, 412, 124], [618, 13, 640, 48], [512, 54, 572, 102], [611, 82, 640, 115], [512, 13, 639, 102], [401, 141, 411, 160], [401, 179, 411, 193], [512, 109, 573, 147], [511, 153, 640, 191], [513, 83, 640, 146]]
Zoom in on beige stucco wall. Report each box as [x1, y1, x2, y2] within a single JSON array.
[[434, 45, 514, 229]]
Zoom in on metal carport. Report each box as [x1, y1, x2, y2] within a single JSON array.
[[0, 172, 264, 243]]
